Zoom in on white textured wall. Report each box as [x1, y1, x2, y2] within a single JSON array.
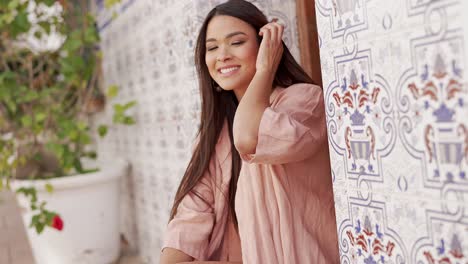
[[316, 0, 468, 263], [94, 0, 300, 262]]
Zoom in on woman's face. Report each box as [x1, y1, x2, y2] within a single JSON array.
[[205, 15, 259, 94]]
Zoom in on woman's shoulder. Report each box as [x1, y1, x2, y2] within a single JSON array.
[[272, 82, 323, 106], [283, 82, 322, 96]]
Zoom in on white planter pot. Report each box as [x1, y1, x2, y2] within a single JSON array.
[[13, 159, 128, 264]]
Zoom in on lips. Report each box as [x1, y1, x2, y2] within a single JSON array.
[[217, 65, 240, 76]]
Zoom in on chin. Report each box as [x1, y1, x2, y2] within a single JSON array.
[[218, 84, 235, 91], [217, 79, 250, 92], [216, 80, 238, 91]]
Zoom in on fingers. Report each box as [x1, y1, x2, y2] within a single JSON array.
[[259, 19, 284, 44], [277, 23, 284, 44], [256, 19, 285, 73], [271, 19, 282, 43], [259, 27, 271, 46], [270, 24, 278, 42]]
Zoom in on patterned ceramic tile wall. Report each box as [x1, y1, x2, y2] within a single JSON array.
[[94, 0, 300, 262], [315, 0, 468, 263]]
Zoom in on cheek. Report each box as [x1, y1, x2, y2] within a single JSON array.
[[205, 54, 217, 75], [240, 44, 259, 67]]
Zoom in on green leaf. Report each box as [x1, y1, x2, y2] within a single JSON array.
[[112, 114, 123, 123], [36, 222, 45, 234], [83, 151, 97, 159], [98, 125, 108, 137], [10, 10, 31, 37], [38, 21, 51, 34], [38, 87, 57, 101], [0, 71, 16, 81], [5, 99, 16, 113], [81, 168, 99, 174], [21, 115, 32, 127], [123, 116, 135, 125], [0, 72, 17, 95], [46, 143, 64, 159], [45, 183, 53, 194], [84, 26, 99, 44], [22, 90, 39, 102], [104, 0, 121, 9], [62, 37, 82, 52], [113, 103, 123, 113], [77, 121, 88, 131], [60, 145, 76, 172], [67, 55, 85, 72], [33, 152, 43, 162], [33, 30, 42, 39], [106, 85, 118, 99], [68, 130, 79, 141], [30, 215, 39, 228], [44, 211, 55, 224], [43, 0, 55, 6], [36, 112, 47, 123], [3, 11, 16, 24], [7, 0, 20, 10], [122, 100, 137, 111], [79, 133, 91, 145], [73, 158, 83, 173]]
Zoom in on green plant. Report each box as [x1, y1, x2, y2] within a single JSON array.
[[0, 0, 133, 234]]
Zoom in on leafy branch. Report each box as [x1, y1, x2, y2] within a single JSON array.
[[0, 0, 135, 234]]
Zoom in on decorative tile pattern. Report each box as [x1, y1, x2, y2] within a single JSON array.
[[340, 200, 407, 263], [94, 0, 300, 262], [316, 0, 468, 263]]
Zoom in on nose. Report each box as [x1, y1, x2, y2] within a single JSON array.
[[216, 46, 232, 62]]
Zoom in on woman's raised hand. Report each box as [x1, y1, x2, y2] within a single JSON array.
[[256, 19, 284, 76]]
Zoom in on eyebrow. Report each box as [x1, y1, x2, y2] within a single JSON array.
[[206, 31, 247, 43]]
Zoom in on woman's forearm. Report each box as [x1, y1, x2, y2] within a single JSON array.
[[160, 247, 194, 264], [233, 70, 274, 155]]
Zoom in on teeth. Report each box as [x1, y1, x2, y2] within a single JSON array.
[[220, 67, 239, 74]]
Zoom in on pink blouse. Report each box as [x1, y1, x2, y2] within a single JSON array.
[[162, 117, 242, 261], [237, 83, 339, 263], [162, 83, 338, 263]]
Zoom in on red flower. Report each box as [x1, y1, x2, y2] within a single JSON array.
[[51, 215, 64, 231]]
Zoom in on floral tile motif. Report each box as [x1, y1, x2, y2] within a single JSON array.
[[397, 35, 467, 189], [339, 200, 407, 264], [412, 215, 467, 264], [327, 50, 396, 181], [316, 0, 368, 39], [318, 0, 468, 262]]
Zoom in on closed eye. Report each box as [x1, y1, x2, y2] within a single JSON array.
[[232, 41, 245, 46], [207, 46, 218, 51]]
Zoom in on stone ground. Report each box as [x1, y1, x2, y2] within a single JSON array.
[[0, 191, 143, 264]]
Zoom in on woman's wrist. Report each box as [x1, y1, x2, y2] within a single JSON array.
[[253, 69, 275, 85]]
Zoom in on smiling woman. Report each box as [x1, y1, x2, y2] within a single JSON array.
[[160, 1, 339, 263]]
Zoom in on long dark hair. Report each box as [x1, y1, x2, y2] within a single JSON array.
[[169, 0, 316, 227]]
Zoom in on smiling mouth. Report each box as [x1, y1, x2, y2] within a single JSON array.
[[218, 66, 240, 75]]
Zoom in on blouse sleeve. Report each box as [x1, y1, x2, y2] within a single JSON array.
[[241, 83, 327, 164], [161, 158, 216, 260]]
